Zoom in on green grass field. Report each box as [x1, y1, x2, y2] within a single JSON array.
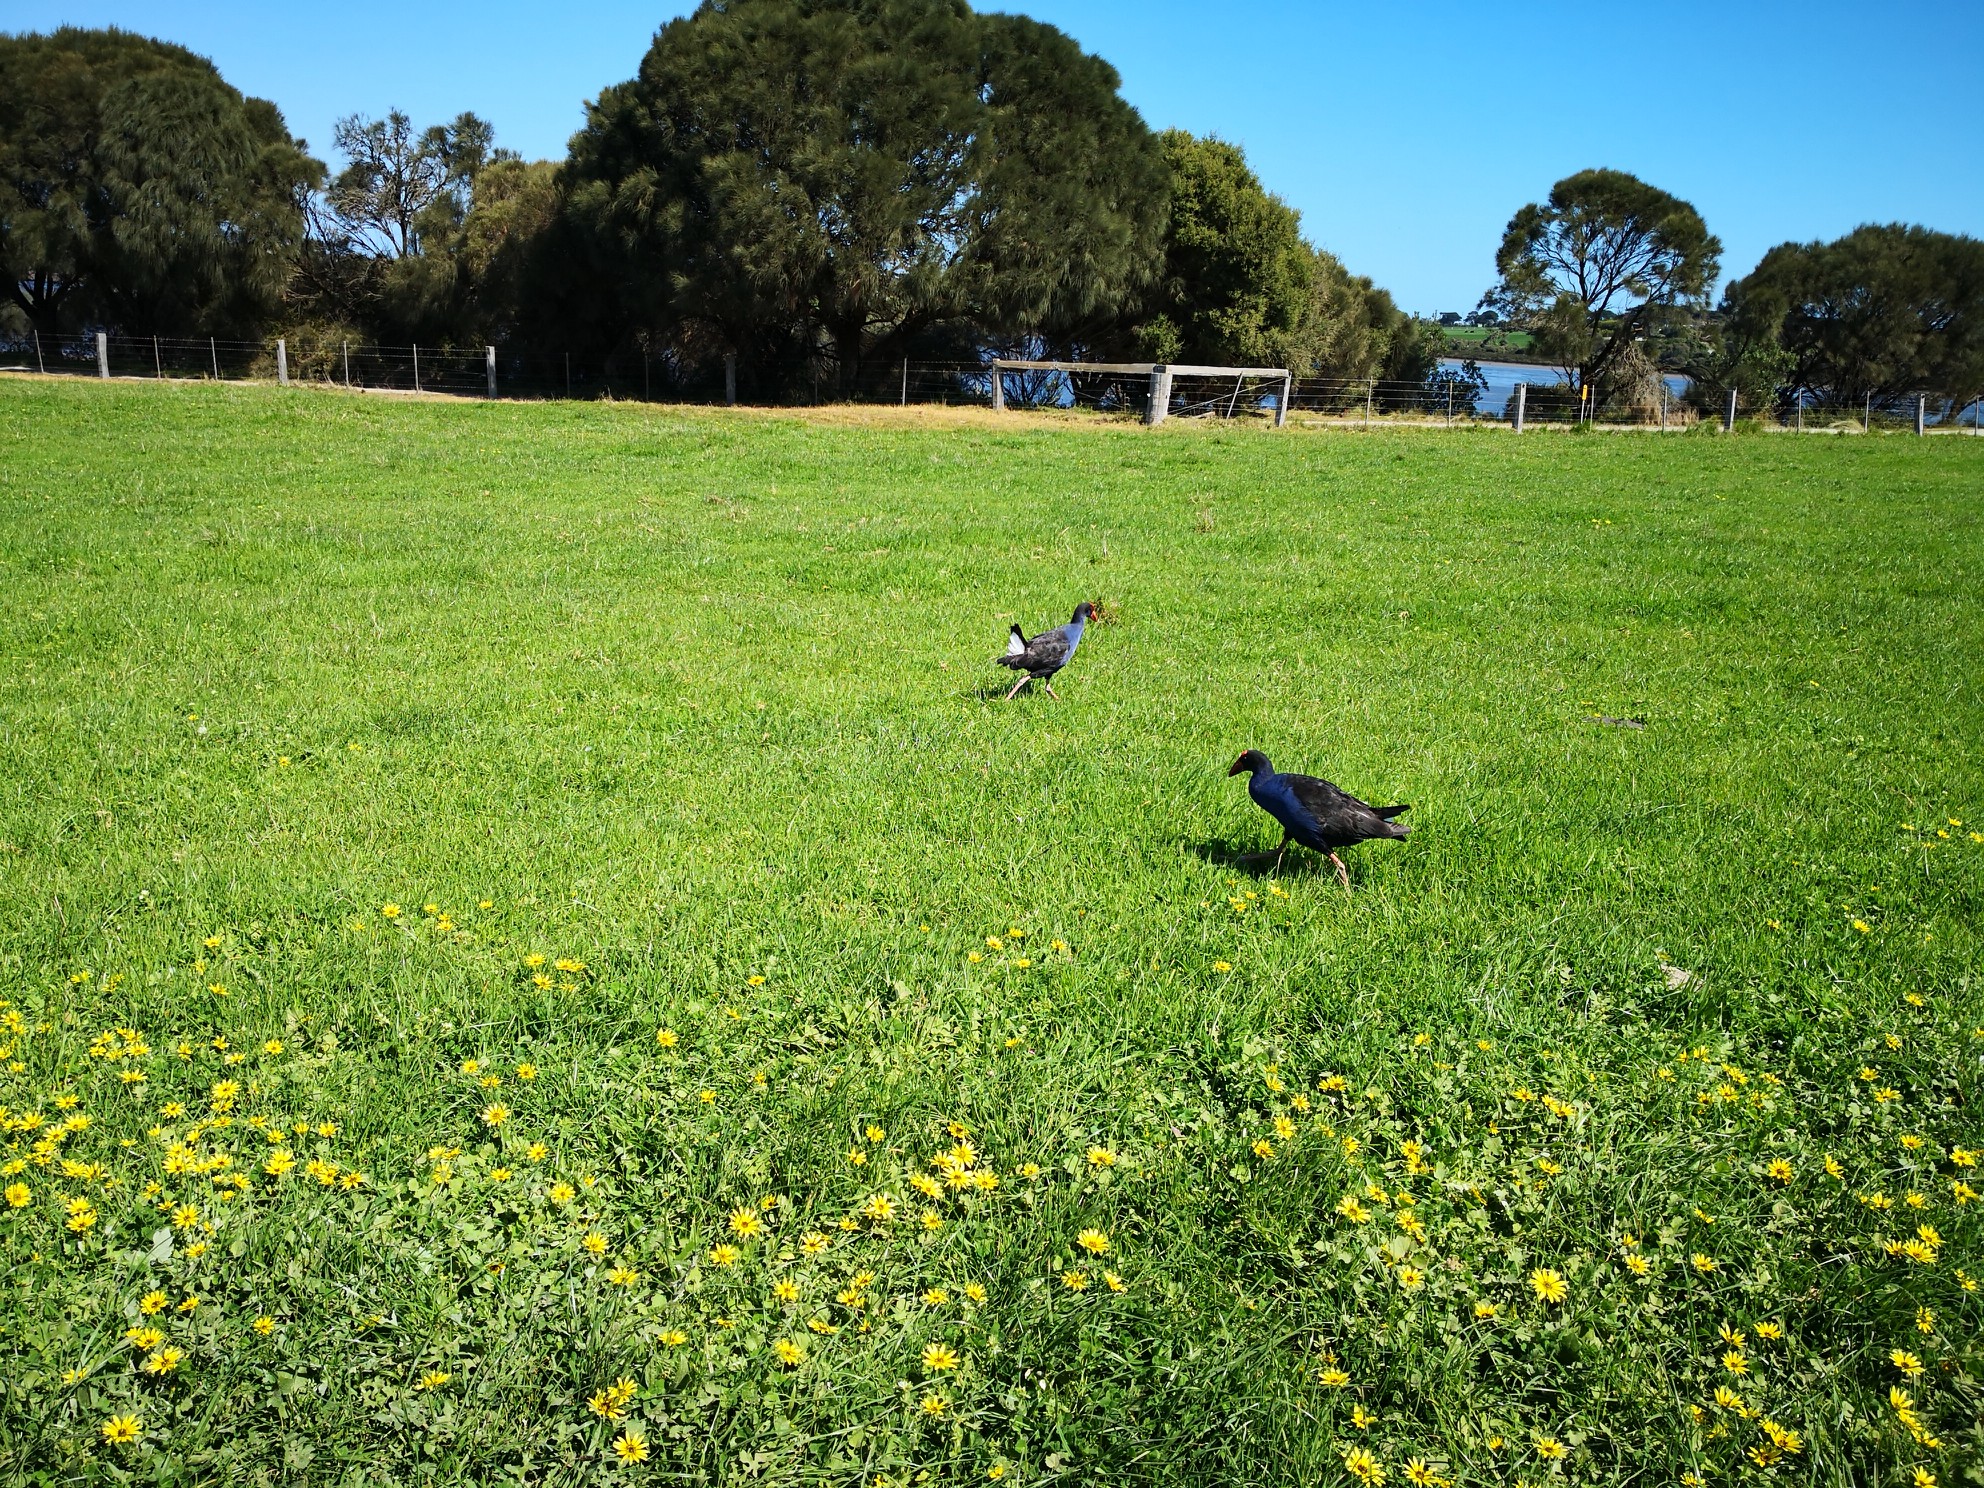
[[1, 377, 1980, 1485], [1439, 327, 1536, 356]]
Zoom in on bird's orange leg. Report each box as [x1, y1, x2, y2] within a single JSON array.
[[1003, 675, 1031, 701], [1043, 680, 1061, 700], [1272, 832, 1290, 873], [1329, 852, 1351, 892]]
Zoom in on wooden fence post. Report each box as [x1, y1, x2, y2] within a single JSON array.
[[992, 361, 1006, 412], [1275, 374, 1289, 428], [277, 339, 289, 387], [1513, 383, 1526, 433], [901, 358, 908, 406], [1723, 388, 1737, 432], [414, 344, 422, 394], [96, 331, 109, 378], [486, 346, 497, 398], [724, 352, 737, 407], [342, 341, 351, 390], [210, 337, 218, 380], [153, 335, 162, 379], [1916, 395, 1926, 436], [34, 331, 45, 374]]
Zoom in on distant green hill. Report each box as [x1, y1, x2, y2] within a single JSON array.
[[1439, 326, 1539, 359]]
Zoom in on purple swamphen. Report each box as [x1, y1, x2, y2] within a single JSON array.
[[996, 602, 1097, 700], [1227, 749, 1409, 889]]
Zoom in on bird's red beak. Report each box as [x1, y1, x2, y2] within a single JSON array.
[[1227, 756, 1246, 776]]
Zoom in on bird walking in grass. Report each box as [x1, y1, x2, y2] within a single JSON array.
[[1227, 749, 1409, 889], [996, 602, 1098, 700]]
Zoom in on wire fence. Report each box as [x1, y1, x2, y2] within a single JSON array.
[[4, 331, 1980, 435]]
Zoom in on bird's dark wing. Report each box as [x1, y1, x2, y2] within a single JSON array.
[[1010, 626, 1073, 675], [1285, 773, 1408, 845]]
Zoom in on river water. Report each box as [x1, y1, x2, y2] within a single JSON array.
[[1438, 357, 1690, 418]]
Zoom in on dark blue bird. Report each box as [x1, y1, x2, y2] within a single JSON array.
[[996, 602, 1097, 700], [1227, 749, 1409, 889]]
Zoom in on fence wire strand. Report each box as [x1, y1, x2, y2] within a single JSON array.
[[3, 334, 1979, 434]]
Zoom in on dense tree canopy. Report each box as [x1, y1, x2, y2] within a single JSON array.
[[1278, 247, 1441, 385], [558, 0, 1168, 385], [292, 108, 525, 345], [1117, 131, 1437, 385], [1485, 168, 1719, 397], [1722, 223, 1984, 405], [1128, 131, 1306, 366], [55, 14, 1984, 425], [327, 110, 504, 260], [0, 27, 318, 336]]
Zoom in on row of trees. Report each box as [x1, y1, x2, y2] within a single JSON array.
[[1480, 168, 1984, 411], [0, 11, 1435, 397], [4, 7, 1980, 410]]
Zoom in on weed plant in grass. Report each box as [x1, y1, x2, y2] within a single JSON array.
[[0, 378, 1980, 1484]]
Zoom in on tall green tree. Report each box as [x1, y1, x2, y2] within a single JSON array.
[[0, 27, 318, 336], [1128, 131, 1308, 366], [558, 0, 1167, 386], [1276, 245, 1439, 384], [1484, 168, 1719, 397], [327, 110, 504, 260], [295, 109, 523, 345], [1721, 223, 1984, 406]]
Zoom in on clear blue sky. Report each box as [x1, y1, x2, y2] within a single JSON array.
[[19, 0, 1981, 313]]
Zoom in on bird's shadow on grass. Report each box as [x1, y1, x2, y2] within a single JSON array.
[[960, 685, 1056, 703], [1186, 839, 1326, 878]]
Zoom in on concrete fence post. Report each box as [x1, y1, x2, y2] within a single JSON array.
[[1513, 383, 1526, 433], [724, 352, 737, 407], [1723, 388, 1737, 433], [991, 361, 1006, 413], [486, 346, 497, 398], [96, 331, 109, 378], [1916, 395, 1926, 436], [277, 339, 289, 386], [1146, 365, 1172, 425]]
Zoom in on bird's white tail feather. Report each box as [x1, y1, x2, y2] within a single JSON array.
[[1005, 626, 1027, 655]]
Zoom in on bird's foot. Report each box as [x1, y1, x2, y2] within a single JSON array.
[[1043, 681, 1061, 700], [1329, 852, 1351, 892], [1002, 676, 1030, 701]]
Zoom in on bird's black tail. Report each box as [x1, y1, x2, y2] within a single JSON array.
[[1374, 804, 1409, 820], [995, 624, 1030, 668]]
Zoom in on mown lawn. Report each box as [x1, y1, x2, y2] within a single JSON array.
[[0, 376, 1979, 1486]]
